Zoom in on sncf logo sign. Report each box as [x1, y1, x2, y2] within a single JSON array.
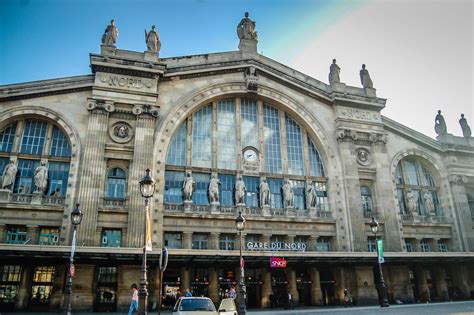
[[270, 257, 287, 268]]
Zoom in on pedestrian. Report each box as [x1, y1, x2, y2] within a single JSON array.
[[286, 291, 293, 310], [128, 283, 139, 315], [269, 293, 275, 308], [343, 288, 350, 307], [185, 288, 192, 297], [227, 286, 237, 299]]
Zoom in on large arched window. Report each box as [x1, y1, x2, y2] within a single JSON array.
[[0, 119, 71, 198], [164, 98, 327, 211], [468, 194, 474, 218], [106, 168, 127, 199], [395, 157, 440, 216]]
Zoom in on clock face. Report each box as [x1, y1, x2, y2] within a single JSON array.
[[243, 149, 258, 162]]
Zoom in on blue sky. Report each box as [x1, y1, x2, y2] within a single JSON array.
[[0, 0, 472, 138]]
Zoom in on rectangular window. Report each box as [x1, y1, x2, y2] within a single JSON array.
[[164, 171, 184, 204], [164, 233, 182, 249], [191, 104, 212, 167], [0, 123, 16, 153], [31, 266, 55, 305], [14, 159, 39, 194], [294, 236, 308, 250], [285, 115, 305, 175], [217, 99, 236, 169], [6, 226, 27, 244], [101, 230, 122, 248], [49, 127, 71, 157], [420, 239, 431, 252], [166, 122, 187, 166], [291, 180, 306, 210], [367, 237, 377, 252], [245, 234, 260, 245], [0, 265, 21, 306], [192, 233, 208, 250], [317, 237, 331, 252], [219, 234, 235, 250], [437, 240, 448, 252], [95, 266, 118, 308], [267, 178, 283, 209], [20, 120, 47, 155], [192, 173, 210, 205], [38, 228, 59, 245], [219, 174, 235, 206], [263, 104, 282, 173], [405, 240, 413, 252], [47, 162, 69, 196], [240, 99, 259, 149], [315, 182, 329, 211], [243, 176, 259, 208]]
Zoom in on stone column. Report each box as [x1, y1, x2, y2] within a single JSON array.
[[50, 264, 66, 310], [77, 100, 114, 245], [117, 265, 141, 311], [209, 268, 219, 304], [308, 236, 318, 252], [309, 267, 322, 305], [332, 266, 347, 304], [126, 105, 159, 247], [354, 266, 377, 305], [209, 232, 220, 250], [71, 264, 95, 311], [0, 224, 5, 243], [433, 266, 448, 300], [449, 264, 470, 299], [183, 232, 192, 249], [260, 268, 272, 308], [287, 268, 299, 305], [180, 267, 191, 293], [388, 265, 413, 302], [15, 264, 32, 310], [448, 177, 472, 251], [430, 239, 439, 252], [415, 265, 429, 301], [27, 225, 38, 244]]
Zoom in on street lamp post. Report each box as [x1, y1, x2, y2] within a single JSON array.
[[138, 169, 156, 315], [235, 211, 247, 315], [370, 217, 389, 307], [64, 203, 83, 315]]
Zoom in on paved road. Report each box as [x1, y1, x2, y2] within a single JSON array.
[[3, 301, 474, 315]]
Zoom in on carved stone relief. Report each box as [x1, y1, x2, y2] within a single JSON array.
[[356, 148, 371, 166], [109, 121, 133, 143]]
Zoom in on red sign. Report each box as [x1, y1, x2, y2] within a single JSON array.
[[69, 264, 75, 277], [270, 257, 287, 268], [240, 257, 245, 269]]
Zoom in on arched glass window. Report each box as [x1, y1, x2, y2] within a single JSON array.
[[395, 158, 440, 216], [308, 138, 324, 177], [106, 168, 126, 199], [240, 99, 259, 148], [468, 194, 474, 218], [285, 115, 304, 175], [360, 186, 373, 215], [166, 123, 187, 166], [263, 104, 282, 173], [0, 119, 71, 197], [191, 104, 212, 167], [217, 100, 236, 169]]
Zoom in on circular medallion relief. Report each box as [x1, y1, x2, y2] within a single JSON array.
[[356, 148, 371, 166], [110, 122, 133, 143]]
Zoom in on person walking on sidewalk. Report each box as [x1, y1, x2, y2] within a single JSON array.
[[128, 283, 139, 315]]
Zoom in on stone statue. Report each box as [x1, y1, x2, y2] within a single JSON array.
[[34, 161, 48, 193], [114, 124, 129, 139], [359, 64, 373, 89], [328, 59, 341, 85], [282, 180, 294, 208], [406, 189, 418, 215], [235, 176, 246, 205], [259, 179, 270, 206], [306, 182, 317, 208], [1, 160, 18, 190], [434, 110, 447, 136], [145, 25, 161, 53], [102, 19, 119, 47], [237, 12, 258, 41], [182, 172, 195, 202], [423, 191, 435, 215], [209, 174, 220, 203], [459, 114, 471, 138]]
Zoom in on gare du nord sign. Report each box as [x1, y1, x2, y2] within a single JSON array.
[[246, 241, 307, 252]]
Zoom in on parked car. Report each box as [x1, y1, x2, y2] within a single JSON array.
[[172, 297, 237, 315]]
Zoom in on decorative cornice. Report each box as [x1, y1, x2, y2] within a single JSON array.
[[132, 104, 159, 118], [448, 174, 468, 184], [86, 99, 115, 113]]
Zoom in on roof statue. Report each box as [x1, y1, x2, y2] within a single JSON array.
[[459, 114, 472, 138], [328, 59, 341, 85], [237, 12, 258, 41], [101, 19, 119, 47], [145, 25, 161, 54], [359, 64, 373, 89], [434, 110, 447, 136]]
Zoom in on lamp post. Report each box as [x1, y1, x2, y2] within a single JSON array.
[[370, 217, 389, 307], [235, 211, 247, 315], [138, 169, 156, 315], [64, 203, 83, 315]]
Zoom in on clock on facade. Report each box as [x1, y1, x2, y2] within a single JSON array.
[[243, 148, 258, 162]]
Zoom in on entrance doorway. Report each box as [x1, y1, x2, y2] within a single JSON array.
[[295, 269, 312, 306], [271, 269, 288, 308], [319, 267, 335, 306]]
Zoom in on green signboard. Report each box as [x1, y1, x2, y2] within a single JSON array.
[[377, 239, 385, 264]]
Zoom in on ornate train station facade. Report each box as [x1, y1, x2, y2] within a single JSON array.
[[0, 15, 473, 312]]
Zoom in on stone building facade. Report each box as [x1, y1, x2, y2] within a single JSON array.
[[0, 18, 473, 312]]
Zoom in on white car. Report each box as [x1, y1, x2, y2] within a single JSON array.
[[172, 297, 237, 315]]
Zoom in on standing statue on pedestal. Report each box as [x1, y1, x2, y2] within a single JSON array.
[[282, 180, 294, 208], [306, 182, 317, 208], [183, 172, 195, 202], [1, 160, 18, 190], [359, 64, 373, 89], [328, 59, 341, 85], [459, 114, 471, 138], [423, 191, 435, 215], [434, 110, 447, 136], [102, 19, 119, 47], [209, 174, 220, 203], [406, 189, 418, 215], [34, 161, 48, 193], [145, 25, 161, 53], [259, 179, 270, 206], [235, 176, 246, 205], [237, 12, 258, 41]]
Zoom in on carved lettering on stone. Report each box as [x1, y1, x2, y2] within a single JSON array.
[[99, 74, 153, 90], [339, 107, 380, 122]]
